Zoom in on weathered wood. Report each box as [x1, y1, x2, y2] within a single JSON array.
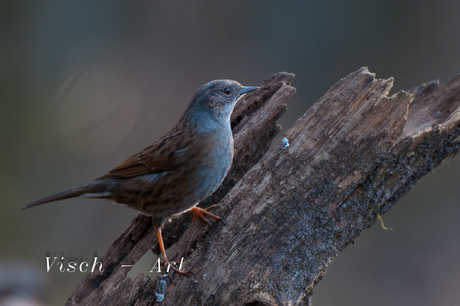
[[67, 68, 460, 306]]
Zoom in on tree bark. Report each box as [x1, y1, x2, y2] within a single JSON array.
[[66, 68, 460, 306]]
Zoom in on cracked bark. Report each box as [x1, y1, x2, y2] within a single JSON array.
[[66, 68, 460, 306]]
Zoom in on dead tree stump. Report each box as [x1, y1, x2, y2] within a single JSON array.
[[66, 68, 460, 306]]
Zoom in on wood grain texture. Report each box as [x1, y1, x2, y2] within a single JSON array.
[[67, 68, 460, 306]]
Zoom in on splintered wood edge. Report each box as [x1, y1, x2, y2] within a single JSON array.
[[402, 74, 460, 138]]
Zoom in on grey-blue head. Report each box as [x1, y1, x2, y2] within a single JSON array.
[[183, 80, 258, 126]]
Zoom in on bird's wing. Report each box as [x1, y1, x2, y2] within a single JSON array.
[[100, 131, 193, 178]]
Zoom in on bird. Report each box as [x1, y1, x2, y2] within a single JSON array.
[[23, 80, 259, 274]]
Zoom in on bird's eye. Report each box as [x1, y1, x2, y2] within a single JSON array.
[[223, 88, 231, 95]]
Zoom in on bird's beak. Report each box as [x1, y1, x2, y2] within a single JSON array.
[[239, 86, 259, 96]]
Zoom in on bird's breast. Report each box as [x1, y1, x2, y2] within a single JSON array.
[[188, 130, 233, 198]]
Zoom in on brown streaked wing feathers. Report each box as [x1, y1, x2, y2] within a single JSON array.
[[100, 130, 192, 178]]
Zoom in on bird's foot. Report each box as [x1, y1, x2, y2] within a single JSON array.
[[190, 205, 226, 225], [155, 227, 193, 277], [161, 258, 194, 276]]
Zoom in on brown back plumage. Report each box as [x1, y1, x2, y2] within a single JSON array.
[[101, 128, 193, 178]]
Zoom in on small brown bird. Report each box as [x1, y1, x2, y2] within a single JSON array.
[[23, 80, 258, 273]]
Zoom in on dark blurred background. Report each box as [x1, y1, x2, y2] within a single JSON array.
[[1, 1, 459, 305]]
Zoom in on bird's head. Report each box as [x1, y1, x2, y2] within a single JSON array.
[[184, 80, 258, 128]]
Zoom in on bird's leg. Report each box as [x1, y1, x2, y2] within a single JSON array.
[[155, 227, 189, 276], [190, 205, 226, 225]]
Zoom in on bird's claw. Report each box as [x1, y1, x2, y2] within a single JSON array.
[[161, 259, 193, 276], [190, 205, 226, 226]]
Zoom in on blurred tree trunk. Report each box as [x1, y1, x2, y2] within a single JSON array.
[[66, 68, 460, 306]]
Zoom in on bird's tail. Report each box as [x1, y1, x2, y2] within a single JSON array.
[[22, 182, 105, 210]]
